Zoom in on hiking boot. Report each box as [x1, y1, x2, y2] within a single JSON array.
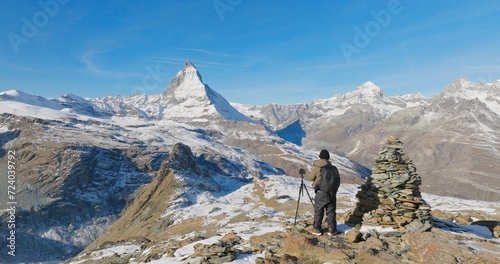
[[327, 230, 338, 236], [311, 229, 322, 236]]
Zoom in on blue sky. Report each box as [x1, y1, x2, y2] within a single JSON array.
[[1, 0, 499, 105]]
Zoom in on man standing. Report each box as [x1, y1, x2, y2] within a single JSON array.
[[307, 149, 341, 236]]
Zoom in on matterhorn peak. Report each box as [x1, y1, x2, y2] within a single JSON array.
[[184, 59, 194, 68], [182, 59, 200, 77], [162, 60, 252, 122], [163, 60, 208, 104], [165, 60, 204, 95]]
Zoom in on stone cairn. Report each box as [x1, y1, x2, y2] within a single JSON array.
[[347, 136, 432, 233]]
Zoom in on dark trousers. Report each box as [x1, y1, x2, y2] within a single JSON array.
[[313, 190, 337, 231]]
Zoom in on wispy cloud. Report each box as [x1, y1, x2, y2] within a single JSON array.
[[80, 48, 141, 78], [189, 60, 247, 68], [148, 57, 186, 65], [152, 56, 247, 69], [175, 48, 236, 58], [81, 49, 116, 76], [293, 63, 344, 71]]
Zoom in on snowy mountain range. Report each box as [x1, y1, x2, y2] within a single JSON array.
[[0, 60, 499, 262]]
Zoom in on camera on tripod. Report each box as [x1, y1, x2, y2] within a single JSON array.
[[294, 168, 314, 227]]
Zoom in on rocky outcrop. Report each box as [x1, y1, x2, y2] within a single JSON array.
[[185, 233, 241, 264], [348, 136, 432, 233], [164, 142, 200, 174]]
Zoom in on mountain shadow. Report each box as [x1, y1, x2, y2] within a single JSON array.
[[276, 120, 306, 145]]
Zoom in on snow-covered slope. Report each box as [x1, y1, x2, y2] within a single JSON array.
[[437, 77, 500, 114]]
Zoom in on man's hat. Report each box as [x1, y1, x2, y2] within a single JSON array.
[[319, 149, 330, 160]]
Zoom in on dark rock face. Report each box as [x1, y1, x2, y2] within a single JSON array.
[[165, 142, 200, 174], [348, 136, 432, 232]]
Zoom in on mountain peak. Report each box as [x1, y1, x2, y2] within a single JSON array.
[[185, 59, 194, 68], [361, 81, 376, 87], [182, 59, 199, 76], [163, 60, 252, 122], [352, 81, 385, 99], [452, 76, 472, 88], [356, 81, 382, 91], [442, 77, 473, 94], [164, 60, 204, 99]]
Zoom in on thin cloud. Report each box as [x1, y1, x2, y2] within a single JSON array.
[[149, 57, 187, 65], [175, 48, 236, 58], [152, 57, 247, 69], [293, 64, 344, 71], [80, 48, 140, 78], [81, 50, 110, 76], [191, 60, 247, 68]]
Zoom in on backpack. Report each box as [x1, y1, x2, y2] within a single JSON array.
[[319, 164, 340, 194]]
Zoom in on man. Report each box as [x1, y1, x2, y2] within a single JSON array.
[[307, 149, 341, 236]]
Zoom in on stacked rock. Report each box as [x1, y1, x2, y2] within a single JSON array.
[[348, 136, 432, 233]]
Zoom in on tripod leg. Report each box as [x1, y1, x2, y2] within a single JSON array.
[[303, 183, 315, 205], [293, 184, 303, 227]]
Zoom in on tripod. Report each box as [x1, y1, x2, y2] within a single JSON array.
[[294, 168, 315, 227]]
